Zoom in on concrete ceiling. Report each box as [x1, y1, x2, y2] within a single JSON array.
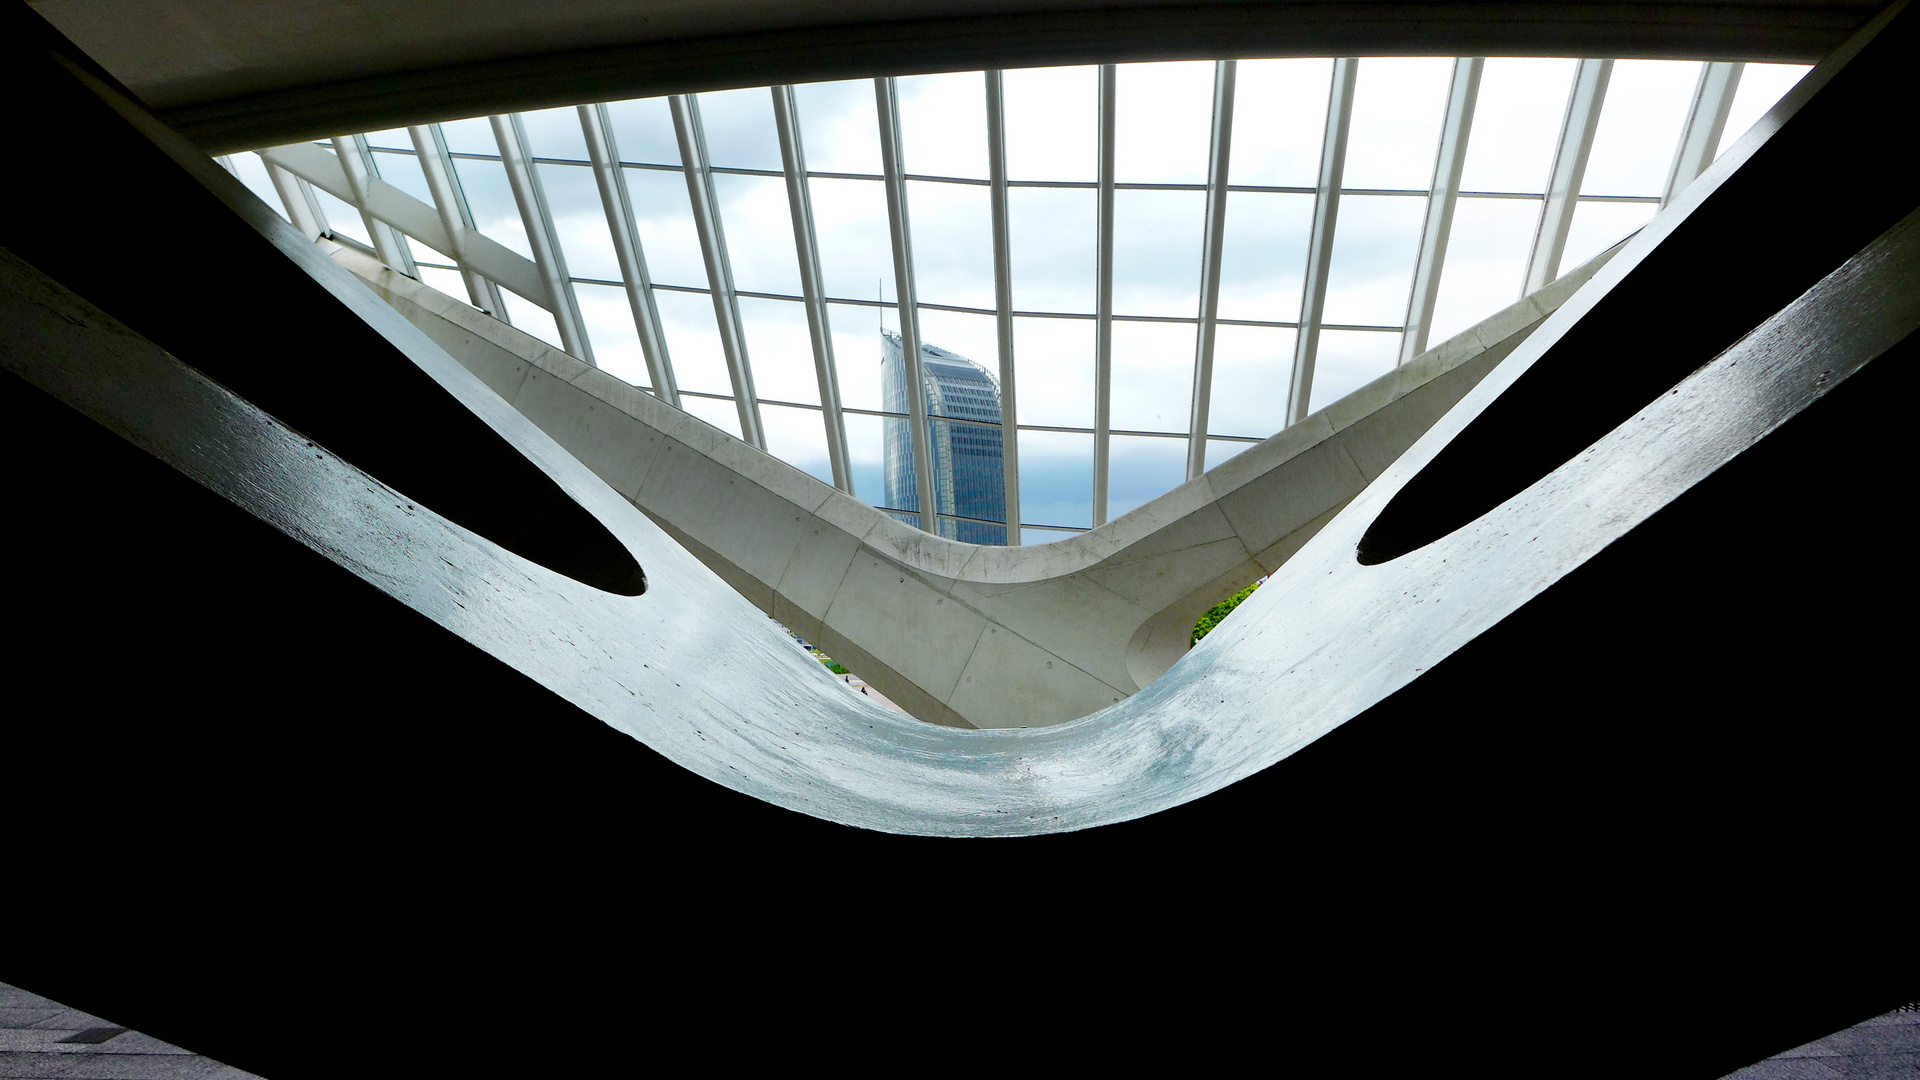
[[28, 0, 1882, 152]]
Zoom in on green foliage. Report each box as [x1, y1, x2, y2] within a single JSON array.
[[1192, 581, 1261, 646]]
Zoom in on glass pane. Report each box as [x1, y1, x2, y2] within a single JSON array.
[[905, 181, 994, 309], [738, 297, 817, 405], [1003, 66, 1097, 182], [1428, 196, 1538, 344], [1021, 526, 1087, 544], [794, 80, 882, 175], [624, 167, 707, 288], [1107, 435, 1188, 520], [537, 162, 620, 281], [1343, 57, 1453, 190], [1110, 321, 1194, 433], [652, 288, 732, 394], [452, 155, 532, 259], [364, 127, 412, 151], [1217, 191, 1314, 323], [1207, 438, 1255, 467], [1582, 60, 1700, 197], [696, 88, 783, 171], [807, 177, 895, 303], [500, 287, 562, 350], [405, 233, 451, 265], [1229, 58, 1333, 188], [712, 173, 800, 296], [1717, 63, 1812, 159], [916, 308, 1000, 409], [519, 107, 589, 160], [437, 117, 499, 156], [368, 150, 433, 205], [1208, 324, 1297, 438], [1018, 429, 1094, 530], [1112, 188, 1206, 316], [896, 72, 988, 179], [312, 187, 371, 246], [234, 153, 286, 221], [762, 404, 835, 486], [1009, 187, 1096, 314], [575, 282, 649, 388], [1309, 329, 1399, 414], [416, 266, 472, 306], [827, 301, 891, 411], [1115, 60, 1215, 184], [1321, 194, 1426, 326], [681, 394, 743, 440], [1563, 200, 1656, 272], [606, 98, 681, 166], [1459, 58, 1577, 195], [1012, 317, 1094, 428], [844, 411, 889, 507]]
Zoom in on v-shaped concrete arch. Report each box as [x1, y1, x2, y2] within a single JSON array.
[[330, 238, 1622, 728]]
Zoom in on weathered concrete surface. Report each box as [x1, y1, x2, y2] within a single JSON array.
[[333, 239, 1622, 729]]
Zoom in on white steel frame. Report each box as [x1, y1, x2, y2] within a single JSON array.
[[243, 54, 1768, 543]]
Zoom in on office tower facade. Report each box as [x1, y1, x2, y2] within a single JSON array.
[[880, 330, 1007, 545]]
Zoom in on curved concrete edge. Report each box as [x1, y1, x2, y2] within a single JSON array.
[[331, 238, 1623, 728]]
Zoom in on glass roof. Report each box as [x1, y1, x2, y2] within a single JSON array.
[[223, 57, 1808, 544]]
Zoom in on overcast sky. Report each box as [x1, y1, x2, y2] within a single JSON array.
[[237, 56, 1807, 538]]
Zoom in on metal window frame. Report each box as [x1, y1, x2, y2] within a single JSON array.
[[772, 84, 853, 491], [579, 103, 680, 404], [332, 135, 419, 277], [408, 124, 507, 316], [1524, 57, 1612, 294], [1665, 61, 1744, 204], [875, 76, 941, 535], [985, 69, 1022, 544], [491, 113, 596, 364], [262, 155, 326, 240], [1093, 63, 1117, 525], [670, 93, 765, 447], [1286, 56, 1358, 427], [1186, 59, 1237, 480], [1401, 56, 1484, 364]]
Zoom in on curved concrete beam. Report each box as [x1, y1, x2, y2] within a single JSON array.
[[331, 237, 1623, 729], [25, 0, 1872, 152]]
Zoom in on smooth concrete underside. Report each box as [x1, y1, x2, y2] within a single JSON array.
[[331, 238, 1621, 729], [27, 0, 1878, 152]]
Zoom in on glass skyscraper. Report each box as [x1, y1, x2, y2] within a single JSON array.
[[881, 330, 1008, 545]]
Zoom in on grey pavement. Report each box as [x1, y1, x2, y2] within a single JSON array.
[[1723, 1006, 1920, 1080], [0, 984, 260, 1080]]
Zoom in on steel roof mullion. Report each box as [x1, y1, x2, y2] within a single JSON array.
[[1525, 58, 1611, 294], [580, 103, 680, 405], [671, 94, 765, 447], [493, 114, 596, 362], [772, 85, 852, 491], [1401, 57, 1484, 365], [1186, 59, 1237, 480], [408, 124, 504, 316], [332, 136, 418, 277], [875, 76, 940, 536], [262, 156, 325, 240], [1664, 61, 1744, 205], [1287, 57, 1358, 428], [1093, 63, 1117, 526], [986, 69, 1022, 544]]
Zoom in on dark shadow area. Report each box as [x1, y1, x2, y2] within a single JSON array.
[[1, 4, 644, 597], [1358, 8, 1920, 566]]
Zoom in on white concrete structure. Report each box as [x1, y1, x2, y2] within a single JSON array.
[[330, 236, 1622, 727]]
